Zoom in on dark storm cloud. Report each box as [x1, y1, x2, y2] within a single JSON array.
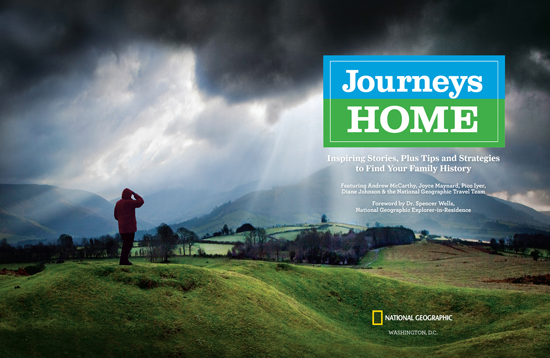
[[0, 5, 121, 101], [0, 0, 433, 106], [424, 1, 550, 91], [2, 1, 550, 103], [1, 0, 550, 207]]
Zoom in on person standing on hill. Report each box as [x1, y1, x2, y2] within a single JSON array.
[[114, 188, 144, 265]]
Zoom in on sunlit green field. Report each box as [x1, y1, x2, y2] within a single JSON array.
[[179, 223, 368, 244], [194, 243, 232, 255], [1, 256, 549, 357], [130, 243, 232, 257], [268, 223, 367, 241], [204, 233, 247, 242]]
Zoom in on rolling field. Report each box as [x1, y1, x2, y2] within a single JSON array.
[[268, 223, 367, 241], [204, 233, 247, 243], [130, 243, 232, 257], [197, 223, 367, 243], [194, 243, 232, 255], [1, 254, 549, 357], [367, 242, 550, 293]]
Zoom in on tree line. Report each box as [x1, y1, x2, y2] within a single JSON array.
[[141, 224, 199, 263], [511, 233, 550, 253], [0, 234, 121, 264], [485, 233, 550, 260], [0, 223, 200, 264], [228, 226, 415, 265], [1, 224, 416, 265]]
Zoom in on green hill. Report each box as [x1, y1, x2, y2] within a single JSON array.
[[1, 260, 549, 357]]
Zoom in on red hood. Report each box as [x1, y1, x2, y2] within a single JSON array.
[[121, 188, 132, 199]]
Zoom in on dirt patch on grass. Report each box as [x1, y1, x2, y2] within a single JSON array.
[[486, 274, 550, 286], [138, 278, 158, 289], [276, 263, 293, 271], [428, 251, 458, 256], [0, 268, 29, 276], [133, 276, 198, 291], [471, 246, 503, 255], [440, 243, 468, 253], [328, 290, 343, 302], [104, 267, 201, 292], [181, 280, 197, 291]]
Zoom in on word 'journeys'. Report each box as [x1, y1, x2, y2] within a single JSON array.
[[342, 72, 482, 99]]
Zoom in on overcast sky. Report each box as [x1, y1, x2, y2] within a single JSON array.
[[1, 1, 550, 210]]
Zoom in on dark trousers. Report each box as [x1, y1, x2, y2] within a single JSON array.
[[120, 232, 135, 264]]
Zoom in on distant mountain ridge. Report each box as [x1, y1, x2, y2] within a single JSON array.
[[0, 184, 117, 242], [491, 198, 550, 226], [162, 165, 550, 239], [133, 181, 263, 226], [0, 181, 264, 244], [3, 167, 549, 244]]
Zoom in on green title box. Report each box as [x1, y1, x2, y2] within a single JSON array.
[[323, 55, 505, 147], [324, 99, 504, 147]]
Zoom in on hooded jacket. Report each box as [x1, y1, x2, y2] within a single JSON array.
[[114, 188, 144, 234]]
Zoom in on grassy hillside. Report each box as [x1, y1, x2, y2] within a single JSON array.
[[365, 242, 550, 293], [1, 259, 549, 357]]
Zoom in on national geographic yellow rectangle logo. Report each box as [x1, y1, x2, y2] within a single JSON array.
[[372, 310, 383, 325]]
